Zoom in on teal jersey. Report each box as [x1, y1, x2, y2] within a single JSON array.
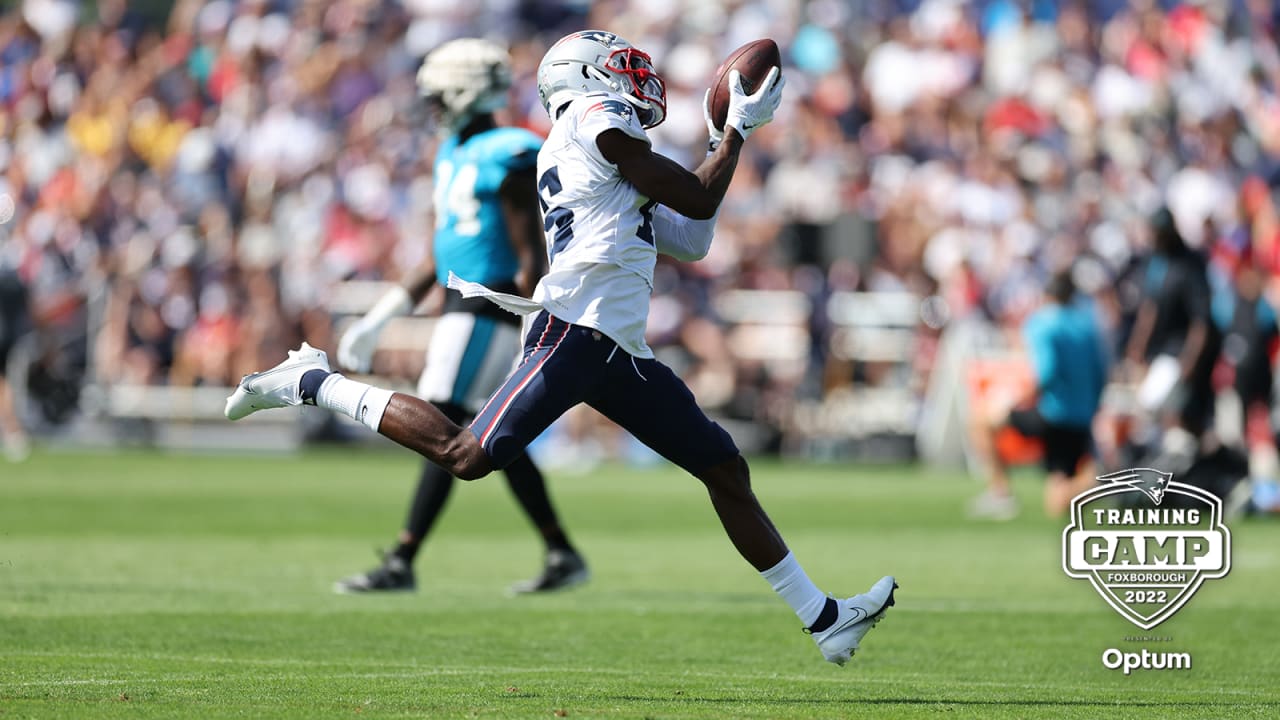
[[1024, 301, 1108, 429], [432, 127, 541, 287]]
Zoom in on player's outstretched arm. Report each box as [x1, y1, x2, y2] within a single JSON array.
[[336, 253, 438, 373], [597, 129, 740, 220], [651, 205, 716, 261], [598, 65, 784, 221], [1123, 299, 1156, 378]]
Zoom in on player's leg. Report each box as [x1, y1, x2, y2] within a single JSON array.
[[1058, 428, 1098, 515], [971, 406, 1012, 495], [449, 313, 588, 592], [370, 392, 492, 479], [1044, 470, 1073, 517], [1042, 425, 1096, 517], [0, 336, 29, 462], [979, 407, 1052, 519], [0, 375, 29, 463], [968, 404, 1026, 520], [587, 353, 895, 665], [400, 461, 457, 557], [224, 343, 491, 479], [585, 359, 788, 567], [466, 312, 599, 470], [501, 451, 575, 554], [1167, 377, 1214, 472], [334, 460, 455, 593], [334, 403, 471, 593], [502, 451, 590, 594], [1057, 465, 1099, 515], [392, 313, 504, 566]]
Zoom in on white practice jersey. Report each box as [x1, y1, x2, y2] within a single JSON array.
[[531, 92, 660, 358], [448, 91, 717, 359]]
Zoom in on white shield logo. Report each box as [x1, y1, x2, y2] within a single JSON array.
[[1062, 470, 1231, 630]]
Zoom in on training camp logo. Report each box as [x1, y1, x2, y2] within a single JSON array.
[[1062, 468, 1231, 630]]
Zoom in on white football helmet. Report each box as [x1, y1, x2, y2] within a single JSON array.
[[416, 38, 512, 132], [536, 30, 666, 128]]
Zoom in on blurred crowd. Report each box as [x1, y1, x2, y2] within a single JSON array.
[[2, 0, 1280, 451]]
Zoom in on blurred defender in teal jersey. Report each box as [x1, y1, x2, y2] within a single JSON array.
[[332, 39, 587, 595]]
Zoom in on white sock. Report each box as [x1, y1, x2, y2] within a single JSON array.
[[316, 374, 395, 432], [760, 552, 828, 627]]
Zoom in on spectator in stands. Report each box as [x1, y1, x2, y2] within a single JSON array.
[[3, 0, 1280, 466], [969, 270, 1108, 520], [0, 261, 31, 461]]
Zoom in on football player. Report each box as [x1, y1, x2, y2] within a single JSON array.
[[228, 30, 896, 665], [331, 39, 587, 595]]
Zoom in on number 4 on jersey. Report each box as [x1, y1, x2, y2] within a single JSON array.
[[435, 160, 482, 236]]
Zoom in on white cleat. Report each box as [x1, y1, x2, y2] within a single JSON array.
[[224, 343, 331, 421], [809, 575, 897, 666]]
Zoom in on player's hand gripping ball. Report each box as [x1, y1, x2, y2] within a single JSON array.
[[703, 39, 784, 147]]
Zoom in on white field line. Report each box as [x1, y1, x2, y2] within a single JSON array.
[[1, 654, 1271, 700]]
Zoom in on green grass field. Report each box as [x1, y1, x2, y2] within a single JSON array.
[[3, 449, 1279, 719]]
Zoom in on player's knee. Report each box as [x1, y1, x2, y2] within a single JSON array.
[[454, 456, 491, 481], [444, 431, 492, 481], [697, 455, 751, 495]]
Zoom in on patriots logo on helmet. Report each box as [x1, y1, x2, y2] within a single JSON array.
[[538, 29, 667, 128], [576, 30, 618, 45], [1097, 468, 1173, 505], [552, 30, 619, 49]]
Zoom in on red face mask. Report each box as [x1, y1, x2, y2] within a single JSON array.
[[604, 47, 666, 127]]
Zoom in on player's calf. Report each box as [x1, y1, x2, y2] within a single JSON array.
[[377, 395, 492, 480], [226, 345, 493, 481], [697, 454, 755, 500], [696, 455, 789, 571]]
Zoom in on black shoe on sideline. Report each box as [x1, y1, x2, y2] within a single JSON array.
[[334, 550, 416, 594], [509, 549, 590, 595]]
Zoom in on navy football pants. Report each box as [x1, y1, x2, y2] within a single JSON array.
[[469, 311, 739, 475]]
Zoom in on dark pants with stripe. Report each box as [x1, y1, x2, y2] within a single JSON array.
[[470, 311, 739, 475]]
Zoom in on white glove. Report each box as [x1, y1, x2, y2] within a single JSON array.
[[723, 66, 784, 142], [703, 89, 725, 152], [337, 285, 412, 373]]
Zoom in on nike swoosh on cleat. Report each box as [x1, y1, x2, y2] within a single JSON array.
[[828, 587, 897, 634], [826, 607, 869, 634]]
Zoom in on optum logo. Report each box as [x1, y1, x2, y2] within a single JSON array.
[[1101, 648, 1192, 675]]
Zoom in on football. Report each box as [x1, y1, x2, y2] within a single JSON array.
[[708, 38, 782, 132]]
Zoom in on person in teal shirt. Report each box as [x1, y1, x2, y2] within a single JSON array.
[[971, 270, 1108, 519]]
